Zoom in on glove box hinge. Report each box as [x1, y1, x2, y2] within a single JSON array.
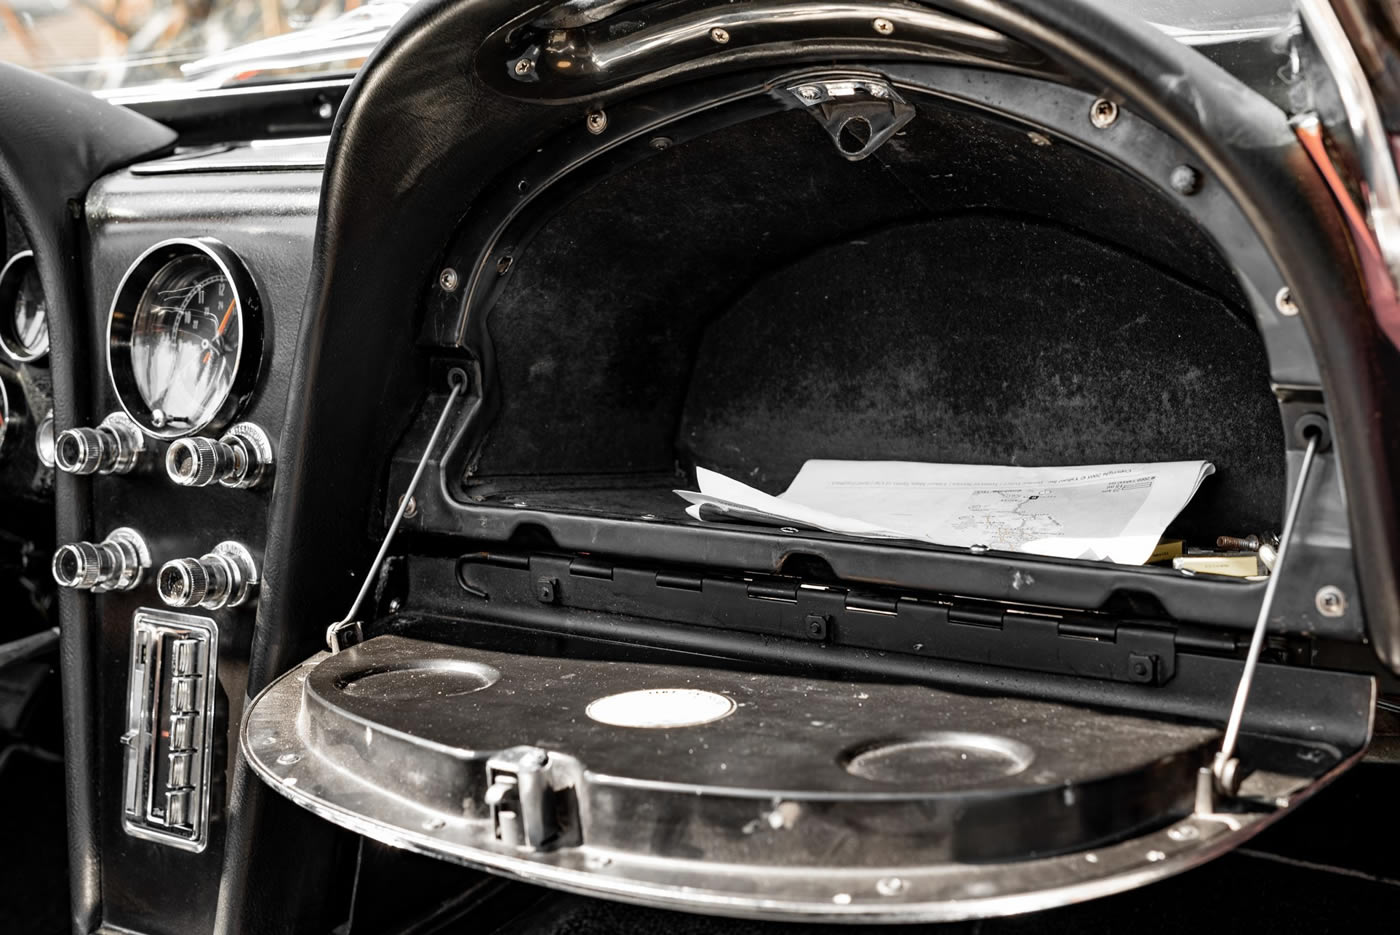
[[456, 553, 1179, 686]]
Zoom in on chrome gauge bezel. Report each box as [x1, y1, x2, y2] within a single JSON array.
[[0, 250, 50, 363], [107, 238, 263, 439]]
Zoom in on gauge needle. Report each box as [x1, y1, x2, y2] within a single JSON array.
[[203, 298, 236, 365]]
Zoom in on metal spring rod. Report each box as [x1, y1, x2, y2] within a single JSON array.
[[1212, 430, 1321, 792], [326, 370, 467, 652]]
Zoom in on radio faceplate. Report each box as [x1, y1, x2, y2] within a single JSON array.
[[121, 607, 219, 851]]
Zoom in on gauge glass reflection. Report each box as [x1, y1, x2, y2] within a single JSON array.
[[12, 264, 48, 359], [0, 252, 49, 362], [130, 254, 241, 432]]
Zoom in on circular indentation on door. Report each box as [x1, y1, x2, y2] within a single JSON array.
[[586, 688, 736, 728], [841, 732, 1035, 787], [337, 660, 500, 701]]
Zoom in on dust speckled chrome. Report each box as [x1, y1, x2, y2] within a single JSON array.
[[165, 421, 273, 488], [157, 540, 258, 610], [52, 527, 151, 592], [53, 412, 145, 475]]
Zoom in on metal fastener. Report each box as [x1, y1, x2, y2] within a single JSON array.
[[1170, 164, 1202, 195], [537, 577, 558, 604], [805, 614, 829, 640], [650, 136, 673, 150], [1275, 286, 1299, 316], [1315, 585, 1347, 618], [1027, 131, 1051, 147], [710, 27, 730, 44], [872, 17, 894, 35], [1090, 98, 1119, 129], [1217, 534, 1262, 551], [796, 85, 821, 103], [876, 877, 906, 896], [439, 268, 459, 292], [497, 256, 513, 275], [513, 58, 534, 77], [315, 100, 334, 120], [586, 110, 608, 134], [399, 494, 418, 518]]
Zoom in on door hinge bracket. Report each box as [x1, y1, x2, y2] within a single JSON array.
[[785, 77, 915, 161]]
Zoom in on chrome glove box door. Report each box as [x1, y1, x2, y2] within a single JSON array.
[[242, 633, 1372, 923]]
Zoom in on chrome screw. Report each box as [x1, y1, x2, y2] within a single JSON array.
[[400, 494, 418, 519], [586, 110, 608, 135], [513, 58, 534, 77], [873, 17, 894, 35], [1315, 585, 1347, 618], [1276, 286, 1299, 316], [439, 268, 459, 292], [710, 27, 730, 44], [796, 85, 821, 103], [1090, 98, 1119, 129]]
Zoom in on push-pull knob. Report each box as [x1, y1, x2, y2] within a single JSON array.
[[52, 527, 151, 592], [54, 412, 145, 475], [157, 541, 258, 610], [165, 423, 272, 489]]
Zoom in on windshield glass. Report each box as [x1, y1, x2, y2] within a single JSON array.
[[0, 0, 412, 92]]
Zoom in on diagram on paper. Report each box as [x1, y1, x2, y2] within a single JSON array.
[[947, 480, 1152, 552]]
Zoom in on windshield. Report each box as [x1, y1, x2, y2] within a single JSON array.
[[0, 0, 412, 92], [0, 0, 1299, 95]]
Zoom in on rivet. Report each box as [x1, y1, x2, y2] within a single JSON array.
[[586, 110, 608, 134], [650, 136, 673, 150], [1027, 131, 1051, 147], [276, 752, 301, 766], [710, 27, 730, 44], [439, 268, 459, 292], [1090, 98, 1119, 129], [315, 100, 334, 120], [1146, 849, 1167, 862], [422, 816, 446, 831], [876, 876, 906, 896], [873, 17, 895, 35], [1167, 824, 1200, 841], [1170, 164, 1202, 195], [1275, 286, 1299, 316]]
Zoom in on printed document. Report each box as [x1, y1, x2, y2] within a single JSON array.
[[676, 460, 1214, 565]]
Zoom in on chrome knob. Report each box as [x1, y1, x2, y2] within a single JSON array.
[[165, 423, 272, 489], [52, 527, 151, 592], [157, 541, 258, 610], [54, 412, 144, 475]]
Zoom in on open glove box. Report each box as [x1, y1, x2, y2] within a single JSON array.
[[244, 2, 1387, 923]]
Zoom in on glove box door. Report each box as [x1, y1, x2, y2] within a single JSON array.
[[242, 629, 1372, 922]]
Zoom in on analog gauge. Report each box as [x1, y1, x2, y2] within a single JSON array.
[[108, 239, 262, 438], [0, 250, 50, 362]]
